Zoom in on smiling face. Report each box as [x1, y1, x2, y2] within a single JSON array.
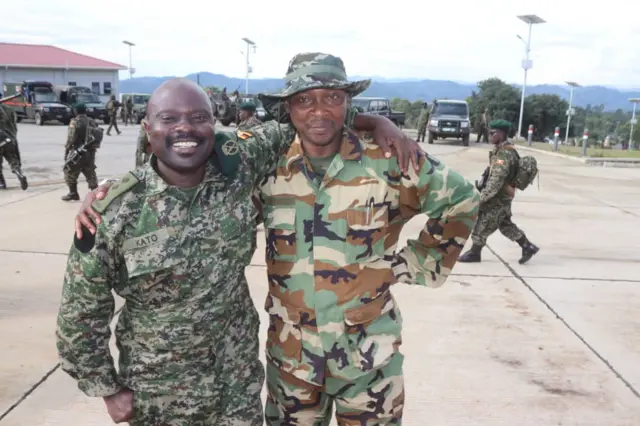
[[285, 88, 348, 147], [143, 79, 215, 174]]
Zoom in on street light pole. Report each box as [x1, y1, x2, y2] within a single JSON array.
[[241, 38, 256, 95], [628, 98, 640, 150], [122, 40, 135, 80], [516, 14, 545, 139], [564, 81, 580, 149]]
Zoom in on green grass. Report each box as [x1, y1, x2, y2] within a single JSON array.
[[514, 141, 640, 158]]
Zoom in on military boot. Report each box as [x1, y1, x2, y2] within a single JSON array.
[[458, 244, 483, 263], [0, 172, 6, 189], [61, 184, 80, 201], [518, 242, 539, 264], [13, 169, 28, 190]]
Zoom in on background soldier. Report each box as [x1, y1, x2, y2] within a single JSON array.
[[0, 102, 28, 190], [416, 102, 430, 142], [62, 103, 100, 201], [124, 97, 134, 125], [475, 107, 490, 143], [237, 102, 262, 130], [459, 119, 539, 264], [134, 122, 150, 167], [105, 95, 121, 135]]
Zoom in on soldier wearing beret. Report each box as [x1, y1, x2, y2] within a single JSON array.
[[459, 119, 539, 264], [237, 102, 262, 131]]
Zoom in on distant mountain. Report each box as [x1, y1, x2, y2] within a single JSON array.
[[119, 72, 640, 111]]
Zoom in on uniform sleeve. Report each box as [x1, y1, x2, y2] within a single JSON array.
[[8, 109, 18, 136], [480, 150, 511, 204], [65, 120, 76, 152], [393, 155, 480, 288], [55, 224, 122, 397], [241, 121, 296, 184]]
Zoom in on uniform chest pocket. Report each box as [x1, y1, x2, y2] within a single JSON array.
[[264, 207, 297, 262], [123, 235, 184, 306], [345, 206, 389, 264]]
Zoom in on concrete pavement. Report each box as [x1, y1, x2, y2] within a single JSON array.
[[1, 128, 640, 425]]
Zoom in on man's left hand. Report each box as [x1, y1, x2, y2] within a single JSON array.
[[372, 124, 422, 173]]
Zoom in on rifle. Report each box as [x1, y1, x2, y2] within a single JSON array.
[[0, 128, 15, 149], [475, 166, 490, 191], [63, 122, 97, 170]]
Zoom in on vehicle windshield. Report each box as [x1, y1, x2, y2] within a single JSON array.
[[34, 92, 58, 103], [132, 95, 150, 104], [434, 102, 468, 116], [351, 98, 370, 111], [76, 93, 99, 103]]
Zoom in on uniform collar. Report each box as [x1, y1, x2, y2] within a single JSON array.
[[144, 154, 226, 197], [285, 128, 363, 170]]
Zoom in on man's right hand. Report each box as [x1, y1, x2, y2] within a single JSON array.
[[74, 182, 114, 239], [103, 388, 134, 423]]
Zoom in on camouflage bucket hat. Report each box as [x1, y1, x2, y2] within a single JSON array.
[[258, 52, 371, 123]]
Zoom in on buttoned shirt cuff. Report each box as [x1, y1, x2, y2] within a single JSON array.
[[77, 371, 123, 397]]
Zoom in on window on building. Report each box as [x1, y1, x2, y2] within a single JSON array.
[[68, 81, 77, 86], [103, 82, 112, 95], [91, 82, 100, 95]]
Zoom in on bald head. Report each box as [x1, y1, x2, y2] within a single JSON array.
[[147, 78, 212, 118]]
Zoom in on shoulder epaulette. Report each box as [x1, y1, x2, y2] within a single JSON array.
[[92, 172, 141, 214], [213, 131, 242, 177]]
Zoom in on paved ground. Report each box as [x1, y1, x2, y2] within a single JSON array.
[[1, 124, 640, 425]]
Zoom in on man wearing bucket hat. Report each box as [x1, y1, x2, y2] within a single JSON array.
[[238, 102, 263, 130], [256, 52, 479, 424], [458, 119, 539, 264]]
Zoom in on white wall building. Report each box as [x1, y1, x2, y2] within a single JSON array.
[[0, 42, 126, 103]]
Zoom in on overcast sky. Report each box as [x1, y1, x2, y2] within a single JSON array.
[[3, 0, 639, 88]]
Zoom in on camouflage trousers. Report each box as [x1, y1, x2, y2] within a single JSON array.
[[416, 124, 427, 142], [471, 203, 524, 247], [64, 151, 98, 189], [264, 352, 405, 425], [0, 142, 22, 172], [106, 113, 120, 134], [129, 389, 263, 426]]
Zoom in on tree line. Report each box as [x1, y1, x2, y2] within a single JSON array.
[[391, 78, 639, 147]]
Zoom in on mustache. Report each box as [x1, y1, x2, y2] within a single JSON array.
[[164, 132, 206, 146]]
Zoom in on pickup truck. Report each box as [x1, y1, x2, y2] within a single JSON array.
[[427, 99, 471, 146], [2, 81, 73, 125], [351, 97, 405, 127]]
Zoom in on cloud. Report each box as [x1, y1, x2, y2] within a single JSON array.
[[3, 0, 639, 87]]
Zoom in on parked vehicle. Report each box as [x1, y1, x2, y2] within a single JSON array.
[[427, 99, 471, 146], [54, 85, 109, 124], [2, 81, 73, 125], [119, 93, 151, 124], [351, 97, 405, 127]]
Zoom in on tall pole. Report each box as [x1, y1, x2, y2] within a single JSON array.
[[517, 22, 532, 139], [241, 38, 256, 95], [564, 82, 580, 146], [629, 100, 639, 150], [122, 40, 135, 80], [516, 15, 545, 139]]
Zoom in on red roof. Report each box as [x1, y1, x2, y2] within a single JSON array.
[[0, 42, 126, 70]]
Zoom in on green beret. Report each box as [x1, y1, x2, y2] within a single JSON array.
[[239, 102, 256, 111], [489, 119, 511, 133], [74, 103, 87, 113]]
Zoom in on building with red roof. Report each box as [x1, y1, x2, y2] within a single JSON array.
[[0, 42, 127, 101]]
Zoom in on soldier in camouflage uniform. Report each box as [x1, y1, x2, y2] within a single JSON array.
[[415, 102, 429, 142], [0, 102, 28, 190], [458, 119, 539, 264], [256, 52, 480, 425], [135, 122, 151, 167], [62, 103, 100, 201], [68, 77, 421, 425], [475, 107, 490, 143], [237, 102, 262, 131], [105, 95, 121, 135]]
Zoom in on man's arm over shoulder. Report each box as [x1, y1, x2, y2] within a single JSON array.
[[394, 155, 479, 288], [236, 121, 296, 183], [56, 219, 122, 397], [480, 149, 512, 203]]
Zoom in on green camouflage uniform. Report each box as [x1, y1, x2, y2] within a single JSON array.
[[63, 115, 99, 196], [238, 115, 262, 131], [459, 119, 538, 264], [256, 53, 480, 425], [0, 103, 27, 190], [135, 124, 150, 167], [416, 107, 429, 142], [56, 123, 297, 426]]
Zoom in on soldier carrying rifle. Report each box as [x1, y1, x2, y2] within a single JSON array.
[[0, 97, 28, 190]]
